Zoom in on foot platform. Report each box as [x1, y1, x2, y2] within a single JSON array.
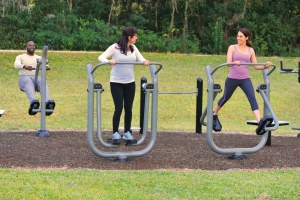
[[125, 139, 137, 145], [107, 138, 124, 145], [46, 100, 55, 116], [256, 116, 273, 135], [107, 138, 137, 145], [28, 100, 40, 115]]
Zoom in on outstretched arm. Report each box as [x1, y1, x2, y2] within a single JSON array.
[[250, 48, 271, 70]]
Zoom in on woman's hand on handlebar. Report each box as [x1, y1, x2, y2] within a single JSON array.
[[264, 61, 272, 69], [143, 60, 150, 66], [109, 60, 116, 66], [235, 61, 241, 66]]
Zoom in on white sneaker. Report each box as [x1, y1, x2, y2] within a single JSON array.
[[112, 132, 121, 140], [123, 131, 135, 140]]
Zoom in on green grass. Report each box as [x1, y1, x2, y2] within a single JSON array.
[[1, 51, 299, 199], [0, 168, 299, 199], [1, 51, 299, 134]]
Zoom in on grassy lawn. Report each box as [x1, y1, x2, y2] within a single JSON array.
[[0, 168, 299, 199], [0, 51, 299, 199]]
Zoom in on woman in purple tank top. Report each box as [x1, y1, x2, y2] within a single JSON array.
[[212, 28, 272, 132]]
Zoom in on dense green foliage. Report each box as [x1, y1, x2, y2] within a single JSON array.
[[0, 0, 300, 56]]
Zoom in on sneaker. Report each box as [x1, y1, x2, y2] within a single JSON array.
[[28, 99, 40, 115], [213, 114, 222, 132], [256, 120, 265, 135], [45, 100, 56, 116], [123, 131, 135, 140], [112, 132, 121, 140]]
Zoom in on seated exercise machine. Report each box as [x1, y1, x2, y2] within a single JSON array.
[[86, 62, 162, 162], [200, 62, 279, 160], [29, 46, 55, 137], [280, 61, 300, 137], [280, 61, 299, 75]]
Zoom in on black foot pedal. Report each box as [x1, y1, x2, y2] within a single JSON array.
[[125, 139, 137, 145], [256, 116, 273, 135], [46, 100, 55, 116], [107, 138, 124, 145], [28, 100, 40, 115]]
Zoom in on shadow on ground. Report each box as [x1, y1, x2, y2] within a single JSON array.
[[0, 131, 299, 170]]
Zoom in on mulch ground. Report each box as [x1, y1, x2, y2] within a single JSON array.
[[0, 130, 299, 170]]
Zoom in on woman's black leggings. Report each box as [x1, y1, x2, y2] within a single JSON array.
[[110, 82, 135, 133], [217, 77, 259, 111]]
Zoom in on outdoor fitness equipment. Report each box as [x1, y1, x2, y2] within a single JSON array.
[[201, 62, 279, 160], [280, 61, 299, 74], [139, 78, 203, 134], [29, 46, 55, 137], [86, 62, 162, 162], [280, 61, 300, 137]]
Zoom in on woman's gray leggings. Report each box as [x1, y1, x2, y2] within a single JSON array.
[[217, 77, 259, 111]]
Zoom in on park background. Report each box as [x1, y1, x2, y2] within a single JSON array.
[[0, 0, 300, 56]]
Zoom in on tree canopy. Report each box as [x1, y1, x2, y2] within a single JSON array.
[[0, 0, 299, 56]]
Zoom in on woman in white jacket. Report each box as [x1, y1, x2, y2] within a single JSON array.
[[98, 27, 150, 141]]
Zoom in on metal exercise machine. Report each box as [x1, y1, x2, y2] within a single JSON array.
[[279, 61, 300, 137], [30, 46, 55, 137], [86, 62, 162, 162], [139, 77, 203, 134], [280, 61, 299, 75], [201, 62, 279, 160]]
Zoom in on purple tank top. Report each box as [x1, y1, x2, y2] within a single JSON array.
[[228, 45, 252, 79]]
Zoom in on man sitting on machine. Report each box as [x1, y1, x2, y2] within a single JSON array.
[[14, 41, 55, 116]]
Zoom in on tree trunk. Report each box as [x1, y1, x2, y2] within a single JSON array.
[[169, 0, 177, 37], [183, 0, 188, 37], [108, 0, 115, 25]]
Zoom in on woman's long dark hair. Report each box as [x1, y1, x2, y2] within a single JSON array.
[[116, 27, 138, 55], [239, 28, 252, 47]]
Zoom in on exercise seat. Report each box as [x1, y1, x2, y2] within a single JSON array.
[[255, 116, 273, 135]]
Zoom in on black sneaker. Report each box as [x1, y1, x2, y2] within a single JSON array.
[[28, 99, 40, 115], [45, 100, 56, 116], [213, 115, 222, 132]]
